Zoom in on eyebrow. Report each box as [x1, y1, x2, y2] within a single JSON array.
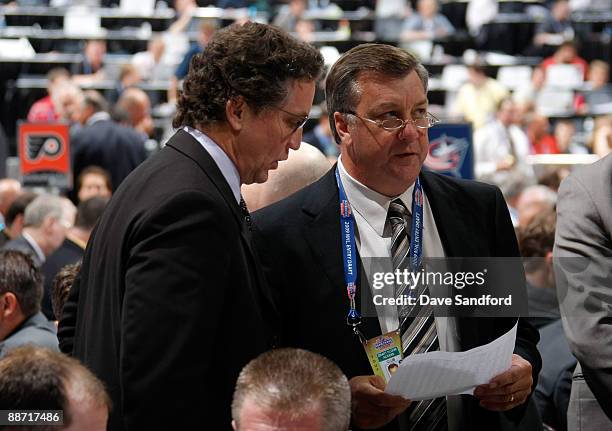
[[369, 99, 429, 114]]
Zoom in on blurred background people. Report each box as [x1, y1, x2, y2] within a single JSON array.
[[27, 68, 71, 123], [2, 194, 67, 267], [0, 251, 58, 358], [0, 178, 20, 229], [400, 0, 454, 41], [0, 346, 109, 430], [75, 166, 113, 203], [0, 192, 38, 248]]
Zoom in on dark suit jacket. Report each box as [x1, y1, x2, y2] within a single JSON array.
[[71, 119, 147, 192], [41, 237, 84, 320], [253, 167, 541, 431], [59, 130, 279, 431], [2, 235, 42, 267]]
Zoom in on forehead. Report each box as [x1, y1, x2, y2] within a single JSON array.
[[354, 71, 427, 112]]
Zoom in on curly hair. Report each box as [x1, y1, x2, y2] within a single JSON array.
[[173, 22, 324, 129]]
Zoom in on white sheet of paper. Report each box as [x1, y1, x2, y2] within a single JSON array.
[[385, 322, 517, 401]]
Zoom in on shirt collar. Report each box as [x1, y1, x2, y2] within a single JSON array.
[[337, 156, 415, 237], [86, 111, 111, 126], [21, 231, 46, 264], [183, 126, 241, 203]]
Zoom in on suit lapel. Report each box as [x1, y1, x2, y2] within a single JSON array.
[[166, 129, 278, 317], [301, 168, 382, 339]]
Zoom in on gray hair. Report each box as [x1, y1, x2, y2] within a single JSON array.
[[325, 43, 429, 144], [232, 348, 351, 431], [23, 194, 64, 228]]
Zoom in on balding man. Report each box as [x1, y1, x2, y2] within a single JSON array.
[[71, 90, 147, 191], [242, 142, 331, 212], [115, 87, 154, 138], [2, 194, 67, 267], [516, 185, 557, 229], [0, 178, 20, 229]]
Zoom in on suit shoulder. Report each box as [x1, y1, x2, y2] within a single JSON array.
[[422, 170, 501, 199]]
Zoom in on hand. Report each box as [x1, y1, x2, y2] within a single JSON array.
[[473, 354, 533, 411], [350, 375, 412, 429]]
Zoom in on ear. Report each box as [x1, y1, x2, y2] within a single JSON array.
[[231, 420, 238, 431], [226, 97, 247, 132], [0, 292, 18, 318], [333, 111, 352, 147]]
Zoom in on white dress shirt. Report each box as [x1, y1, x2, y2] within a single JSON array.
[[184, 126, 241, 204], [337, 158, 454, 337]]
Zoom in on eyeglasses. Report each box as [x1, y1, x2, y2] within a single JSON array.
[[273, 106, 309, 133], [345, 111, 440, 131]]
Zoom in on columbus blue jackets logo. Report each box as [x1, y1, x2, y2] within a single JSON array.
[[424, 134, 469, 178]]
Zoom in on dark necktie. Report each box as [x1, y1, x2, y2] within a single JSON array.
[[388, 198, 447, 431]]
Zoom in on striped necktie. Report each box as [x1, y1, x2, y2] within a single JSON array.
[[388, 198, 447, 431]]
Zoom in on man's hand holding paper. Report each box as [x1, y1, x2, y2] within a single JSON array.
[[474, 353, 533, 411]]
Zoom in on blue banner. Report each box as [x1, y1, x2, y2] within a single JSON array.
[[424, 123, 474, 180]]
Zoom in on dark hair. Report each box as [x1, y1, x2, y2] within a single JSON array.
[[52, 261, 81, 322], [172, 22, 324, 129], [519, 208, 556, 272], [5, 192, 38, 227], [75, 196, 109, 230], [0, 250, 43, 316], [76, 166, 113, 195], [0, 346, 111, 430], [324, 43, 429, 144]]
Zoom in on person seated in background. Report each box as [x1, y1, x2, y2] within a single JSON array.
[[52, 262, 81, 325], [131, 37, 166, 82], [114, 88, 154, 138], [0, 179, 21, 230], [231, 348, 351, 431], [242, 142, 331, 212], [71, 90, 147, 192], [516, 184, 557, 229], [0, 192, 37, 248], [42, 196, 109, 320], [303, 103, 338, 158], [554, 119, 588, 154], [75, 166, 113, 203], [452, 63, 509, 130], [72, 39, 107, 85], [0, 251, 59, 358], [273, 0, 308, 33], [584, 60, 612, 110], [168, 0, 199, 34], [168, 19, 217, 104], [513, 68, 546, 117], [474, 98, 534, 188], [106, 64, 142, 105], [0, 346, 109, 430], [519, 209, 575, 431], [2, 194, 67, 268], [27, 68, 71, 123], [533, 0, 574, 47], [540, 41, 589, 81], [400, 0, 454, 41], [527, 114, 559, 154]]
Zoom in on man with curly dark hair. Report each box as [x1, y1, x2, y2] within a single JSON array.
[[59, 22, 323, 431]]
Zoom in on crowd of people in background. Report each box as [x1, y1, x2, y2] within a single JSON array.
[[0, 0, 610, 430]]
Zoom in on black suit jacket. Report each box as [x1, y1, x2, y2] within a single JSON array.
[[59, 130, 279, 431], [252, 167, 541, 431], [71, 119, 147, 192]]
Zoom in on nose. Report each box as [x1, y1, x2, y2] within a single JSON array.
[[397, 120, 420, 142], [288, 128, 302, 151]]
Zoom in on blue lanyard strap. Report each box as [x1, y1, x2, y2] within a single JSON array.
[[335, 167, 425, 337], [335, 168, 360, 328]]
